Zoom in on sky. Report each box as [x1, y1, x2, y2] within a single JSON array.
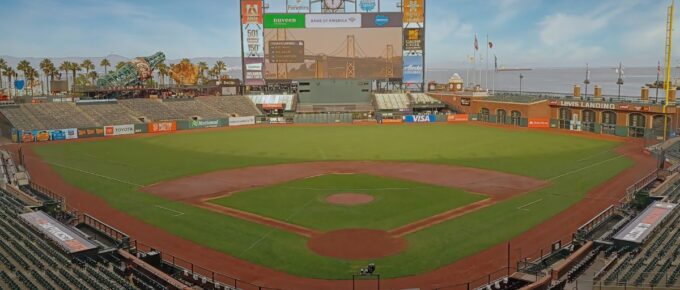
[[0, 0, 675, 68]]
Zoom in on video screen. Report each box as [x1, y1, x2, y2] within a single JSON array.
[[264, 27, 403, 80]]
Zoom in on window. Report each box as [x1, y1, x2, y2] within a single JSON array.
[[628, 113, 646, 138], [601, 111, 617, 135], [511, 111, 521, 126], [497, 109, 507, 124], [581, 110, 596, 132], [480, 108, 490, 122], [558, 108, 572, 129]]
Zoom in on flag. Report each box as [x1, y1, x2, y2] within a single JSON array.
[[474, 34, 479, 51], [488, 41, 493, 49], [494, 55, 498, 70], [658, 60, 662, 74]]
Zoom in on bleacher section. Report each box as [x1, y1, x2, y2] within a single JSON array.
[[594, 193, 680, 288], [0, 190, 145, 290], [198, 95, 262, 117], [0, 96, 264, 134], [374, 93, 410, 110], [119, 98, 186, 121], [410, 93, 443, 106], [77, 102, 142, 125]]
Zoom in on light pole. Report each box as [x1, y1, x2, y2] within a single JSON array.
[[519, 73, 524, 96], [584, 63, 590, 99], [616, 62, 624, 100]]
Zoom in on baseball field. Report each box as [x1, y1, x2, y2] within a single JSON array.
[[30, 123, 633, 280]]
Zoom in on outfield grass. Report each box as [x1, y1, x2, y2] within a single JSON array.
[[210, 174, 485, 231], [32, 124, 633, 279]]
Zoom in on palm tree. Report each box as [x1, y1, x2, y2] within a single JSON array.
[[2, 67, 16, 98], [214, 60, 226, 79], [25, 67, 39, 96], [17, 60, 31, 79], [100, 58, 111, 75], [68, 62, 81, 89], [40, 58, 54, 94], [88, 71, 98, 85], [81, 59, 95, 76], [59, 61, 71, 82], [0, 58, 6, 89], [157, 62, 168, 86], [115, 61, 127, 71], [197, 62, 208, 84]]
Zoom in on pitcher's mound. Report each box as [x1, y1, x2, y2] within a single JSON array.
[[325, 193, 374, 205], [308, 229, 407, 259]]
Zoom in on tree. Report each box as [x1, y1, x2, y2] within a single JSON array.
[[17, 60, 31, 79], [40, 58, 54, 94], [75, 73, 90, 87], [81, 59, 95, 75], [88, 71, 98, 85], [68, 62, 81, 89], [59, 61, 71, 82], [100, 58, 111, 75], [2, 67, 16, 98], [157, 62, 168, 86], [25, 67, 39, 96], [214, 60, 226, 79], [115, 61, 127, 71], [197, 62, 208, 84], [0, 58, 6, 89]]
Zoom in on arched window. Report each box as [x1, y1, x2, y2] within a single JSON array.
[[628, 113, 646, 138], [511, 111, 521, 126], [480, 108, 490, 122], [581, 110, 596, 132], [558, 108, 572, 129], [497, 109, 507, 124], [651, 115, 669, 139], [601, 111, 617, 135]]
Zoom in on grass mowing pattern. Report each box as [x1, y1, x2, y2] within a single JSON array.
[[33, 124, 633, 279], [210, 174, 485, 231]]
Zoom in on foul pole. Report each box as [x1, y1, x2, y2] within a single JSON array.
[[664, 0, 675, 141]]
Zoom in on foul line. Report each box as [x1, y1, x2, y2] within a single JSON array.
[[517, 199, 543, 211], [282, 186, 412, 191], [239, 197, 317, 256], [45, 161, 144, 188], [548, 155, 626, 181], [154, 205, 185, 217]]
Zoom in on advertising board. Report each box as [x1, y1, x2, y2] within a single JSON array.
[[361, 13, 403, 28], [148, 121, 177, 133], [268, 41, 305, 63], [403, 0, 424, 25], [461, 97, 471, 106], [19, 211, 97, 254], [306, 14, 362, 28], [190, 119, 220, 129], [403, 55, 424, 84], [242, 0, 263, 24], [286, 0, 310, 13], [359, 0, 378, 12], [78, 127, 105, 138], [447, 114, 469, 122], [382, 118, 403, 124], [403, 28, 424, 50], [243, 24, 264, 58], [49, 128, 78, 140], [264, 14, 306, 29], [229, 116, 256, 126], [405, 114, 436, 123], [244, 58, 266, 86], [528, 118, 550, 128], [104, 124, 135, 136]]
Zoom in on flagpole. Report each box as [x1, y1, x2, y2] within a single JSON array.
[[486, 34, 489, 91], [493, 55, 496, 95], [656, 60, 661, 103]]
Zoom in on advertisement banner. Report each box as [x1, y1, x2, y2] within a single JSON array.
[[528, 118, 550, 128], [104, 124, 135, 136], [461, 97, 471, 106], [286, 0, 310, 13], [229, 116, 256, 126], [403, 0, 424, 25], [264, 14, 306, 29], [243, 24, 264, 58], [359, 0, 378, 12], [382, 119, 403, 124], [19, 130, 34, 143], [306, 14, 361, 28], [242, 0, 263, 24], [361, 13, 403, 28], [78, 127, 105, 138], [190, 119, 220, 129], [244, 58, 266, 86], [148, 121, 177, 133], [447, 114, 469, 122], [34, 130, 51, 142], [403, 28, 424, 50], [403, 55, 424, 84], [405, 115, 436, 123], [48, 128, 77, 141]]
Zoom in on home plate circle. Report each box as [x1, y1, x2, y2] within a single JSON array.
[[325, 193, 374, 205], [307, 229, 407, 259]]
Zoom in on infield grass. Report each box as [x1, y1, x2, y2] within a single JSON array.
[[32, 124, 633, 279], [210, 173, 485, 231]]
